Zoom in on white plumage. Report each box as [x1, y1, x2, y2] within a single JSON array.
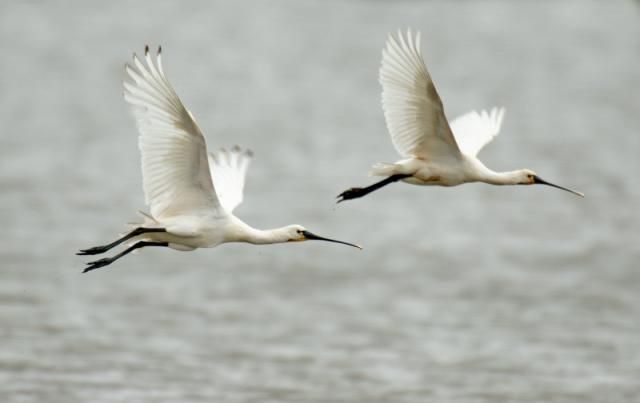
[[208, 146, 253, 213], [379, 29, 460, 161], [79, 46, 360, 273], [123, 49, 217, 220], [338, 29, 582, 202], [450, 107, 505, 157]]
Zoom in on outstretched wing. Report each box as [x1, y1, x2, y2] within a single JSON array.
[[450, 107, 505, 157], [208, 146, 253, 213], [123, 46, 221, 220], [379, 29, 461, 161]]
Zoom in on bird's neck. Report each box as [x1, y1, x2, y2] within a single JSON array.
[[228, 218, 290, 245], [471, 160, 522, 185], [247, 227, 290, 245], [482, 170, 522, 185]]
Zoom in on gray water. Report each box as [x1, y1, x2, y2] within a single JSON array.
[[1, 1, 639, 402]]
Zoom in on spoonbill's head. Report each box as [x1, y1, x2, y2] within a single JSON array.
[[517, 169, 584, 197], [285, 225, 362, 249]]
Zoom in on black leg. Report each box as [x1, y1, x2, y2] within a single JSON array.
[[337, 174, 412, 203], [82, 241, 169, 273], [77, 227, 166, 256]]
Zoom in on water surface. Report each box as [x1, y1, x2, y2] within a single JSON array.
[[1, 1, 639, 402]]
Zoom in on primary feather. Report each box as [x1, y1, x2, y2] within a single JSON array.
[[379, 29, 461, 161], [123, 46, 220, 220]]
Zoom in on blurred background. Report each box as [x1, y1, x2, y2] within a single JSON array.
[[1, 1, 639, 402]]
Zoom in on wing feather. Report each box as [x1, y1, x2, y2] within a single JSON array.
[[123, 46, 220, 220], [380, 29, 461, 160], [450, 107, 505, 157], [209, 146, 253, 213], [208, 146, 253, 213]]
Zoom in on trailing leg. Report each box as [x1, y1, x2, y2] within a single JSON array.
[[337, 174, 412, 203], [82, 241, 169, 273], [77, 227, 166, 255]]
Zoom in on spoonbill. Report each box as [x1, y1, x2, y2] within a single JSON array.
[[78, 46, 360, 273], [337, 29, 583, 203]]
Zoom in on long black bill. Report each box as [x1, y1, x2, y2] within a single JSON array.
[[533, 175, 584, 197], [302, 230, 362, 249]]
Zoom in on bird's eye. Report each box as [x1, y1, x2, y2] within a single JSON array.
[[296, 229, 303, 234]]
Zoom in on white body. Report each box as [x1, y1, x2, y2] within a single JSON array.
[[371, 29, 523, 188], [120, 47, 353, 252], [374, 154, 510, 187], [139, 210, 299, 251], [349, 29, 581, 199]]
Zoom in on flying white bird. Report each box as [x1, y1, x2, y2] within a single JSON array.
[[337, 29, 583, 202], [79, 46, 360, 273]]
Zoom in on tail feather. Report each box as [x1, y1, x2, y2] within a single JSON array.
[[369, 163, 398, 177], [121, 211, 162, 252], [124, 211, 160, 231]]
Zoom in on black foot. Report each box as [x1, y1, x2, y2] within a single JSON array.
[[77, 245, 110, 256], [337, 187, 367, 203], [83, 258, 113, 273]]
